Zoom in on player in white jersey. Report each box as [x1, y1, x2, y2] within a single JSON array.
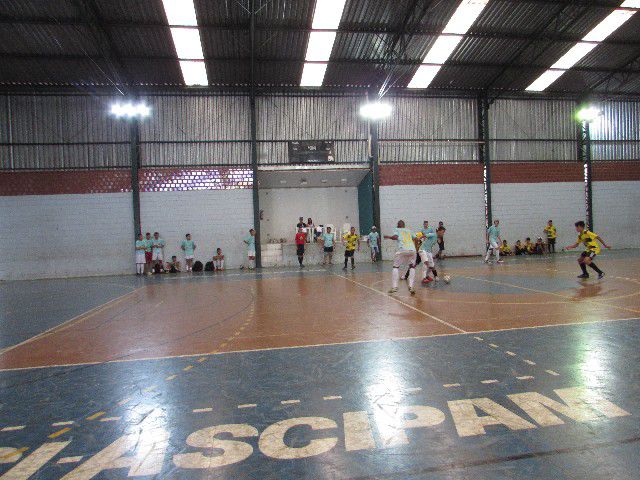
[[384, 220, 417, 295]]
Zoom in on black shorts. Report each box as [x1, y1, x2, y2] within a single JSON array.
[[581, 251, 597, 259], [438, 239, 445, 251], [548, 238, 556, 244], [344, 249, 355, 257], [296, 245, 305, 256], [324, 246, 334, 253]]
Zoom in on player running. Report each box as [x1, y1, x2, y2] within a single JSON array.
[[419, 221, 439, 284], [385, 220, 417, 295], [484, 219, 503, 264], [564, 221, 611, 279]]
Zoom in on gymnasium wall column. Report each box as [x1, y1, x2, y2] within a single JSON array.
[[129, 118, 141, 237], [249, 0, 261, 267], [578, 120, 594, 230], [367, 91, 382, 258], [478, 94, 492, 228]]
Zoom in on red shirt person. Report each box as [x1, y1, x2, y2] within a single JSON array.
[[295, 227, 307, 268]]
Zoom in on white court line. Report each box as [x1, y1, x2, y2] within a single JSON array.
[[323, 396, 342, 401], [546, 370, 560, 376], [237, 404, 257, 409], [405, 387, 422, 393], [51, 421, 74, 427], [281, 399, 300, 405], [57, 456, 83, 464], [489, 344, 499, 348], [517, 376, 534, 380], [506, 351, 516, 356], [524, 360, 537, 365], [99, 417, 121, 422], [1, 316, 638, 372], [443, 383, 461, 388], [1, 426, 25, 432], [192, 408, 213, 413], [333, 273, 467, 333], [481, 379, 499, 384]]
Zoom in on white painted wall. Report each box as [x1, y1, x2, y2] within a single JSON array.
[[140, 189, 254, 269], [380, 184, 486, 257], [0, 193, 133, 280], [259, 187, 359, 242], [492, 182, 584, 248], [593, 181, 640, 249]]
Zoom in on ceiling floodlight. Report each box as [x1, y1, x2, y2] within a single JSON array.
[[407, 0, 489, 88], [300, 0, 348, 86], [110, 102, 151, 118], [359, 102, 392, 120], [576, 106, 602, 123], [526, 1, 639, 91]]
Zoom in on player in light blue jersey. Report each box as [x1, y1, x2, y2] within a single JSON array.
[[242, 228, 256, 270], [384, 220, 417, 295], [485, 219, 503, 264], [368, 226, 380, 262], [418, 220, 439, 284]]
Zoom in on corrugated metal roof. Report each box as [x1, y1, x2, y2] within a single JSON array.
[[0, 0, 638, 94]]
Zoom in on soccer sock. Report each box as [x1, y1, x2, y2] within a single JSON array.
[[495, 248, 500, 261], [298, 256, 303, 266], [422, 264, 428, 279], [351, 258, 355, 267], [392, 267, 400, 289], [485, 248, 491, 261], [580, 263, 588, 275], [344, 258, 348, 268], [432, 268, 438, 278], [589, 263, 603, 274], [408, 266, 416, 289]]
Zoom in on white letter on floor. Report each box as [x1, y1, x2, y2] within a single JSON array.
[[376, 405, 446, 448], [0, 442, 69, 480], [343, 411, 376, 451], [61, 430, 168, 479], [448, 398, 536, 437], [508, 387, 631, 427], [259, 417, 337, 460], [173, 424, 258, 469]]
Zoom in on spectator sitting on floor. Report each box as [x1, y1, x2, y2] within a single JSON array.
[[165, 256, 181, 273], [514, 240, 526, 255], [213, 248, 225, 271], [500, 239, 513, 256], [533, 237, 545, 255], [524, 237, 534, 254]]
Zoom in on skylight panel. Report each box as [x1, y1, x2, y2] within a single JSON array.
[[407, 0, 489, 89], [300, 0, 348, 86], [526, 1, 639, 91], [161, 0, 208, 86]]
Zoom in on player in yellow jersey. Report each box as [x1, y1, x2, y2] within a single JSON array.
[[342, 226, 360, 270], [544, 220, 557, 253], [564, 221, 611, 279]]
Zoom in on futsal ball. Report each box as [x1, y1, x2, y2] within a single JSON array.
[[443, 275, 451, 284], [415, 232, 424, 239]]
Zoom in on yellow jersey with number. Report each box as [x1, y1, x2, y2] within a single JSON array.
[[578, 230, 600, 254], [343, 233, 359, 251], [544, 225, 557, 239]]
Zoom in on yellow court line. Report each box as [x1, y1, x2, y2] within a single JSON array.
[[0, 287, 141, 357], [86, 411, 105, 421], [0, 447, 28, 460], [461, 275, 640, 314], [334, 273, 467, 333], [48, 427, 71, 439]]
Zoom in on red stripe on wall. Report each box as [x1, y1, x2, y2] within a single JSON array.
[[0, 167, 254, 196], [0, 170, 131, 196], [379, 163, 483, 185], [592, 161, 640, 181], [491, 162, 583, 183]]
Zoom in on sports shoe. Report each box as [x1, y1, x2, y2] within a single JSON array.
[[388, 287, 398, 294], [351, 265, 356, 270], [422, 277, 433, 285], [577, 273, 589, 279], [598, 272, 605, 280], [496, 260, 504, 264], [409, 287, 416, 295]]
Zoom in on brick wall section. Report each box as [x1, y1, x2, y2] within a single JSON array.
[[491, 162, 583, 183], [0, 167, 253, 196], [592, 161, 640, 181], [0, 170, 131, 195], [379, 164, 483, 185]]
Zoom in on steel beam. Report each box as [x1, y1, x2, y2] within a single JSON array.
[[249, 0, 261, 268]]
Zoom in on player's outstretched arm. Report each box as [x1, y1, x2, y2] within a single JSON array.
[[596, 235, 611, 249], [564, 242, 579, 250], [384, 235, 398, 240]]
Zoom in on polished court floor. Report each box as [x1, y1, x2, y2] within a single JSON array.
[[1, 251, 640, 478]]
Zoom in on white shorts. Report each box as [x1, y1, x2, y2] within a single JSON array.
[[185, 255, 194, 260], [488, 240, 499, 250], [371, 245, 380, 253], [248, 249, 256, 258], [135, 251, 146, 264], [393, 251, 416, 269], [419, 250, 434, 268], [152, 250, 164, 261]]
